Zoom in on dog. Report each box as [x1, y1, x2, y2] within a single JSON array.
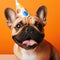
[[4, 6, 60, 60]]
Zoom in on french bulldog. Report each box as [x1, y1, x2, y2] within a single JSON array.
[[4, 6, 60, 60]]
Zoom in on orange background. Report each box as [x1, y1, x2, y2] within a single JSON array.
[[0, 0, 60, 54]]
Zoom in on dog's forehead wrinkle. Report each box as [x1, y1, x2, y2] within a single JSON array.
[[12, 16, 42, 28], [12, 17, 24, 27]]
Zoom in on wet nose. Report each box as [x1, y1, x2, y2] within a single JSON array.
[[25, 26, 34, 32], [25, 26, 29, 32]]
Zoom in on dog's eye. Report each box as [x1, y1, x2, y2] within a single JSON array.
[[15, 21, 23, 30], [34, 22, 43, 31]]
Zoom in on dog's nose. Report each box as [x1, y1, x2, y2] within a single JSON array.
[[25, 26, 29, 32], [25, 26, 34, 32]]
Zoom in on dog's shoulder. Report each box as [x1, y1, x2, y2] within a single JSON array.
[[35, 40, 52, 54], [43, 40, 53, 47], [39, 40, 52, 49]]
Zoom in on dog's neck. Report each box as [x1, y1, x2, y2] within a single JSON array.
[[14, 40, 51, 60], [14, 40, 44, 55], [14, 43, 38, 60], [20, 48, 37, 60], [14, 41, 42, 60]]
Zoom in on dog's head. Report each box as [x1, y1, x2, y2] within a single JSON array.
[[4, 6, 47, 50]]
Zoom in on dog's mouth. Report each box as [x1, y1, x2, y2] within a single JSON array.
[[23, 40, 37, 46], [17, 37, 38, 50], [22, 39, 38, 49], [13, 36, 38, 49], [23, 37, 37, 45], [12, 32, 44, 50]]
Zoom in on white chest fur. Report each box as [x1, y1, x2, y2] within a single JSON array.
[[21, 49, 37, 60]]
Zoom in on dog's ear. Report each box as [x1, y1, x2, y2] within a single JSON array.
[[4, 8, 16, 28], [36, 6, 47, 26]]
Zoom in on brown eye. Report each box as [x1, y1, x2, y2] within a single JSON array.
[[15, 21, 23, 30], [34, 22, 43, 31]]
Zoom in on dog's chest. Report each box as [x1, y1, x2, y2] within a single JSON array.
[[21, 53, 36, 60], [21, 50, 37, 60]]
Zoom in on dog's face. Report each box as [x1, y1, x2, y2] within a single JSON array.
[[4, 6, 47, 50]]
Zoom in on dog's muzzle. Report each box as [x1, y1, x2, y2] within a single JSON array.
[[12, 26, 44, 49]]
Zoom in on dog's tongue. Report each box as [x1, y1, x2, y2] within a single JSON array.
[[23, 40, 37, 46]]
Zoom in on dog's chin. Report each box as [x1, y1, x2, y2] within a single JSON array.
[[16, 39, 38, 50]]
